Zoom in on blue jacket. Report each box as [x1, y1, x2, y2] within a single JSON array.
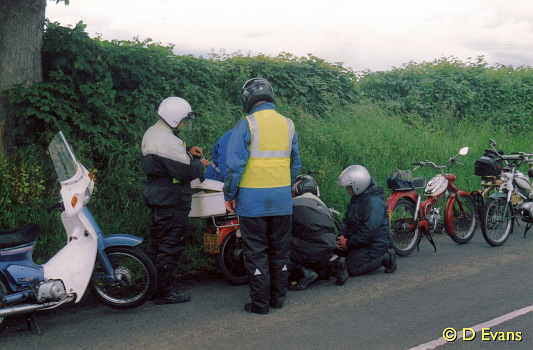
[[204, 129, 233, 182], [223, 102, 301, 217]]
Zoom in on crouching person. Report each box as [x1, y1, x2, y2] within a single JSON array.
[[289, 175, 348, 291], [335, 165, 397, 276]]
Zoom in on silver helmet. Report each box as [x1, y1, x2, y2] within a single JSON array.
[[337, 165, 371, 195]]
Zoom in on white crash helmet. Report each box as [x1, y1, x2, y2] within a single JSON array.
[[336, 165, 371, 195], [157, 97, 195, 128]]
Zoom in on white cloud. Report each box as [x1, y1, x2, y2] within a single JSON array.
[[46, 0, 533, 71]]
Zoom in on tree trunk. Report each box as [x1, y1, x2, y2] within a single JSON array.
[[0, 0, 46, 155]]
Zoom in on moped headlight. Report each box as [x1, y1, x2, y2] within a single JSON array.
[[500, 173, 509, 181]]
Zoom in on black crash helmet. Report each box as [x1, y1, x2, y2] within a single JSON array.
[[292, 175, 319, 197], [241, 77, 275, 114]]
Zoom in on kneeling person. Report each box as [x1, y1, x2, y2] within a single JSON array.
[[335, 165, 397, 276], [289, 175, 348, 291]]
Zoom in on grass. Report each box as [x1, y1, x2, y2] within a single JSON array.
[[2, 101, 532, 275]]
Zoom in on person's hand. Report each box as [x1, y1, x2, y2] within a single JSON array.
[[225, 200, 236, 214], [200, 158, 209, 167], [188, 146, 203, 158], [337, 235, 347, 251]]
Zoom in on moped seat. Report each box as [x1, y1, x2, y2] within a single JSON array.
[[0, 223, 41, 249]]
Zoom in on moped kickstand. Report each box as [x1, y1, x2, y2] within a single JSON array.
[[26, 312, 43, 336], [417, 232, 437, 252]]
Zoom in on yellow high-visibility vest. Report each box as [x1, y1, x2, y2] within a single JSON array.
[[239, 109, 295, 188]]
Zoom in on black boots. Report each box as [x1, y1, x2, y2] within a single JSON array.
[[155, 289, 191, 305], [154, 265, 191, 305], [244, 303, 269, 315], [289, 266, 318, 291], [333, 257, 349, 285], [383, 249, 397, 274]]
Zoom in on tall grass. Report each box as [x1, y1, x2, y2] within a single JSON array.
[[2, 102, 532, 273], [290, 103, 533, 215]]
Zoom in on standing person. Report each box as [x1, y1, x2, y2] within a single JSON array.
[[289, 175, 348, 291], [224, 77, 301, 315], [335, 165, 397, 276], [141, 97, 209, 305], [204, 129, 233, 182]]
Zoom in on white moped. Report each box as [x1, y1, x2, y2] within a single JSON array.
[[1, 131, 156, 333]]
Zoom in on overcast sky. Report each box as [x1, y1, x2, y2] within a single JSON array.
[[46, 0, 533, 72]]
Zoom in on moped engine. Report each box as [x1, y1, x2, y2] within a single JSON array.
[[427, 208, 441, 232], [36, 280, 67, 302], [517, 202, 533, 223]]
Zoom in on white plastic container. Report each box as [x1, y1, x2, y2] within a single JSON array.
[[189, 179, 227, 217]]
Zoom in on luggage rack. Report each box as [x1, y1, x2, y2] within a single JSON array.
[[209, 213, 239, 229]]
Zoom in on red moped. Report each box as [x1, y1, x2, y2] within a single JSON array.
[[386, 147, 477, 256]]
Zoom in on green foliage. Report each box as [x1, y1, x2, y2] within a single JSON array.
[[2, 23, 532, 276], [358, 56, 533, 131], [0, 147, 45, 207]]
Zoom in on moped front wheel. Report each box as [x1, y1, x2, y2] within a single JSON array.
[[480, 197, 513, 247], [389, 198, 420, 256], [445, 194, 477, 244], [0, 277, 9, 328], [91, 246, 157, 309], [216, 229, 248, 285]]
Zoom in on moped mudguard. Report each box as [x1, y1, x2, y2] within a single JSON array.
[[101, 234, 143, 248], [444, 190, 472, 236], [385, 191, 418, 212], [487, 192, 508, 200], [217, 219, 240, 243]]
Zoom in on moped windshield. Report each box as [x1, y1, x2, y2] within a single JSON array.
[[48, 131, 81, 183]]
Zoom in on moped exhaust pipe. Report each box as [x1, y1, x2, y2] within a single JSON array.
[[0, 294, 75, 317]]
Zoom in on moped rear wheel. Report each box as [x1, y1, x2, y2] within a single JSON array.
[[216, 229, 248, 285], [445, 194, 477, 244], [91, 246, 157, 309], [389, 198, 420, 256], [480, 197, 513, 247]]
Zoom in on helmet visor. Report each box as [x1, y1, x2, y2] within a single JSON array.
[[181, 112, 197, 131]]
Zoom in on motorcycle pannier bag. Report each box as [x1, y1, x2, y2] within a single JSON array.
[[474, 149, 504, 176], [386, 169, 414, 190]]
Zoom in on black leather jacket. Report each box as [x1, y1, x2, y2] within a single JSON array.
[[291, 193, 337, 265]]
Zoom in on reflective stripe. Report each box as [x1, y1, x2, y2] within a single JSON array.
[[239, 110, 294, 188], [210, 160, 221, 174], [247, 114, 294, 158]]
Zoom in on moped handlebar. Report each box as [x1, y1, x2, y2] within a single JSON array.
[[510, 151, 533, 158], [410, 147, 468, 172], [504, 152, 533, 168], [411, 158, 463, 172]]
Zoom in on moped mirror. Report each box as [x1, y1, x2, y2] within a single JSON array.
[[459, 147, 469, 156]]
